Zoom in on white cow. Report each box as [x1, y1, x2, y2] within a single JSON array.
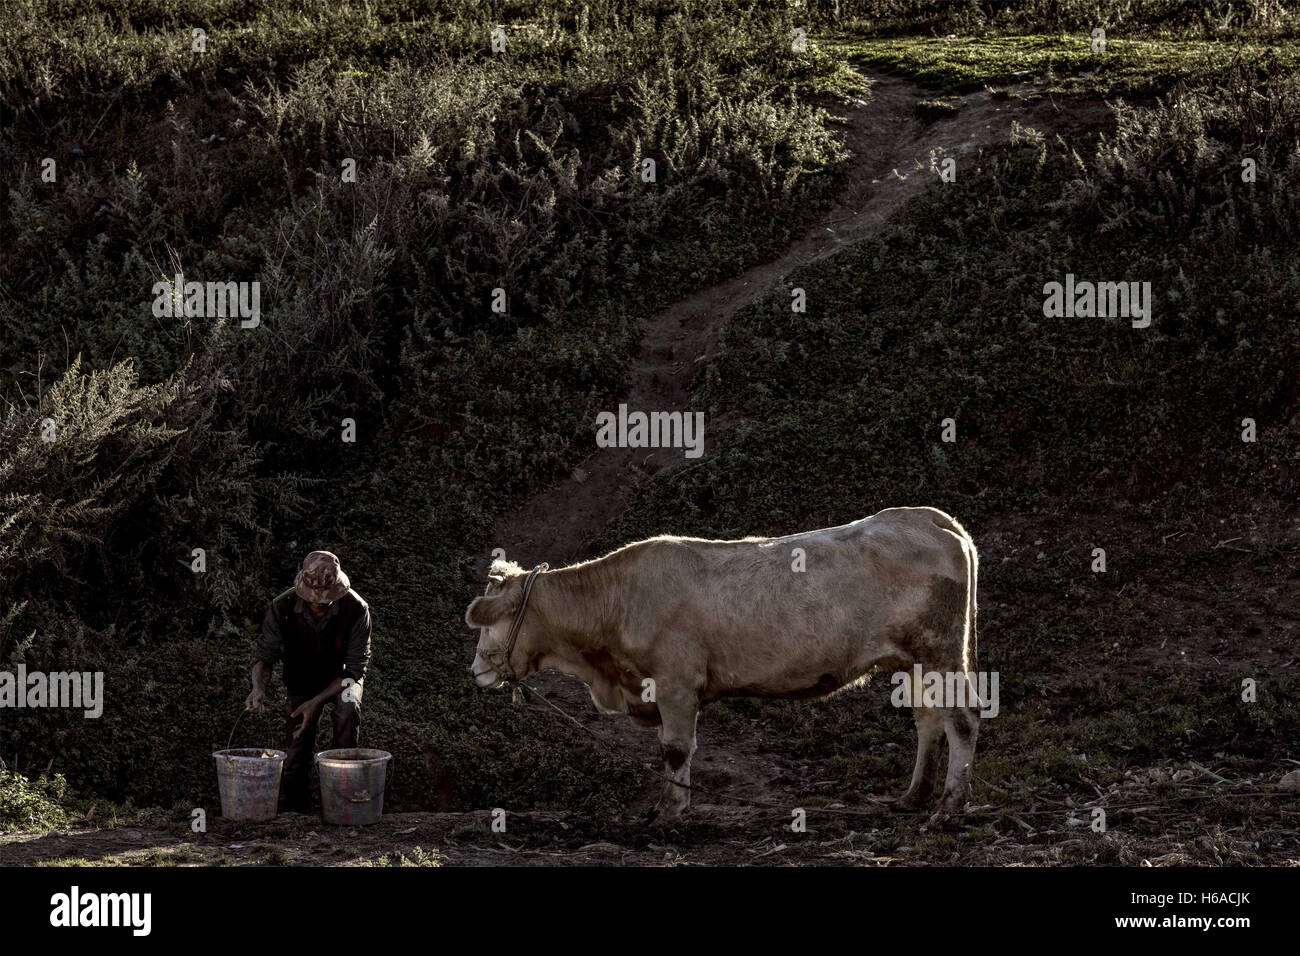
[[468, 507, 982, 819]]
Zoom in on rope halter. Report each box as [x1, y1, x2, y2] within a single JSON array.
[[495, 563, 548, 685]]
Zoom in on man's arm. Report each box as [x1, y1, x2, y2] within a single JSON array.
[[288, 675, 346, 740], [246, 602, 283, 711], [247, 661, 271, 711], [343, 603, 372, 686]]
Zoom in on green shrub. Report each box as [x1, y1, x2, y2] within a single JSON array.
[[0, 770, 72, 833]]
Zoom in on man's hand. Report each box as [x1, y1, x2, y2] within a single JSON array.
[[248, 661, 271, 713], [289, 698, 321, 742]]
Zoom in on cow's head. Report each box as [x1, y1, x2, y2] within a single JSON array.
[[466, 558, 532, 688]]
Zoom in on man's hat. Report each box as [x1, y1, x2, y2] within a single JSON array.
[[295, 550, 350, 604]]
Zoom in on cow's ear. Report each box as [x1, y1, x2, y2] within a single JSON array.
[[466, 592, 515, 628]]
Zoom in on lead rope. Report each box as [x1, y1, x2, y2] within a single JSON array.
[[506, 678, 893, 820]]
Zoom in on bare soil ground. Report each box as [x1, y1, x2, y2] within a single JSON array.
[[4, 766, 1296, 866]]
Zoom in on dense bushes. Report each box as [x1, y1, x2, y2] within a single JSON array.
[[0, 0, 846, 425], [0, 0, 848, 807], [1054, 63, 1300, 243], [0, 359, 277, 638]]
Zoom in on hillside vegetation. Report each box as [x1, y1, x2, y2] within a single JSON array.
[[1, 0, 849, 812], [1, 1, 1297, 857]]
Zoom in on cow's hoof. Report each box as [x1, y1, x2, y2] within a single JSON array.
[[892, 795, 926, 813], [650, 802, 687, 825], [643, 806, 660, 824]]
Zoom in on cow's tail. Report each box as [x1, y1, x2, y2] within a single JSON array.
[[943, 514, 980, 712], [941, 515, 977, 723], [939, 512, 978, 676], [964, 527, 978, 678]]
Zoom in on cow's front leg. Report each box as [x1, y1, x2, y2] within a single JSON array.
[[653, 696, 699, 821]]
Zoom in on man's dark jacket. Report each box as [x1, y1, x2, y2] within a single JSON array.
[[256, 588, 371, 696]]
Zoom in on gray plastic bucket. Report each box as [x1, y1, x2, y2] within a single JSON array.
[[213, 748, 286, 821], [316, 748, 392, 826]]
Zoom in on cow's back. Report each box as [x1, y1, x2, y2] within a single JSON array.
[[618, 508, 975, 698]]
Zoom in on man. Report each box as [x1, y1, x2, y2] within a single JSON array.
[[246, 550, 372, 813]]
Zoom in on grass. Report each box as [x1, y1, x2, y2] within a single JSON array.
[[830, 0, 1300, 38], [830, 33, 1300, 95], [359, 845, 444, 866], [914, 96, 961, 119], [32, 846, 215, 866]]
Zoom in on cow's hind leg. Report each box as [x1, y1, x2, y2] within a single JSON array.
[[898, 704, 943, 811], [938, 704, 980, 813]]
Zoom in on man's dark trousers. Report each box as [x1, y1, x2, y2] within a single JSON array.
[[281, 690, 360, 813]]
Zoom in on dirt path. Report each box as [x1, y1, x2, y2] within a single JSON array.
[[478, 71, 1116, 820], [492, 73, 1110, 567]]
